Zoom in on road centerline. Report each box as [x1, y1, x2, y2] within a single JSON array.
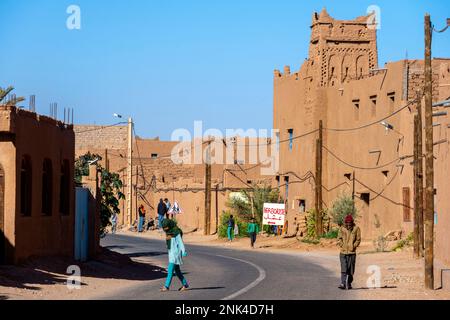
[[209, 254, 266, 300]]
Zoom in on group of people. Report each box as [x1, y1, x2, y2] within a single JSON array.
[[226, 215, 260, 249], [133, 198, 183, 233]]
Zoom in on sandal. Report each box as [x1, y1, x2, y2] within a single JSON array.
[[160, 286, 169, 292]]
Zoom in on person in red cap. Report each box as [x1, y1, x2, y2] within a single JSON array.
[[337, 214, 361, 290]]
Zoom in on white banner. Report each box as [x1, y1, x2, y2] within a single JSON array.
[[262, 203, 286, 226]]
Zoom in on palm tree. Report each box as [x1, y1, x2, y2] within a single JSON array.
[[0, 86, 25, 106]]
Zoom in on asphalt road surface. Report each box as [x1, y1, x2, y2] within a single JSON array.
[[100, 234, 353, 300]]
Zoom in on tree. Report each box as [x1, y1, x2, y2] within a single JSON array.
[[0, 86, 25, 106], [226, 184, 282, 231], [75, 152, 125, 235]]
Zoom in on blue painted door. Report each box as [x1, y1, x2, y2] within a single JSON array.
[[75, 187, 89, 261]]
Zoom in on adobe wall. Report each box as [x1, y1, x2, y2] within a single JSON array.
[[323, 61, 413, 239], [434, 60, 450, 267], [14, 109, 75, 262], [0, 107, 17, 262]]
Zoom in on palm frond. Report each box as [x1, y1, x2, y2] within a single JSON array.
[[4, 96, 25, 106], [0, 86, 14, 102]]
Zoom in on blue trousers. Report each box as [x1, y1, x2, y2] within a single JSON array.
[[164, 263, 188, 289], [227, 227, 234, 241], [158, 215, 164, 229], [138, 216, 144, 232]]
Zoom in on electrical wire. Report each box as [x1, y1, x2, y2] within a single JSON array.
[[369, 164, 401, 202], [322, 145, 412, 170], [355, 177, 412, 209], [74, 122, 128, 134], [324, 98, 418, 132]]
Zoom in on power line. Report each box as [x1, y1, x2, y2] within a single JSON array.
[[74, 122, 128, 134], [324, 98, 418, 132], [322, 145, 412, 170], [355, 177, 412, 209], [369, 165, 401, 202]]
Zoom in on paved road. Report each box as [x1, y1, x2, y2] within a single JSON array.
[[100, 234, 352, 300]]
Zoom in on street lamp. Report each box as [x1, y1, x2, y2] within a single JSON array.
[[380, 121, 394, 132], [113, 113, 134, 227]]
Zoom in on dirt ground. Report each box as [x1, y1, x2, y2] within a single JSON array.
[[1, 228, 449, 300]]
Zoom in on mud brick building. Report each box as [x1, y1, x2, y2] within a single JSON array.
[[273, 9, 450, 265], [0, 106, 75, 264], [75, 125, 274, 233]]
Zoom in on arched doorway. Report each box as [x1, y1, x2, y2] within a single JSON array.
[[0, 164, 5, 264]]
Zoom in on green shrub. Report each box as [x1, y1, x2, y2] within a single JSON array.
[[321, 229, 339, 239], [329, 193, 357, 226], [305, 209, 316, 239], [305, 208, 330, 239], [392, 232, 414, 251], [218, 212, 249, 238]]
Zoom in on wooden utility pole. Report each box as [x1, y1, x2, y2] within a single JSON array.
[[315, 120, 323, 238], [135, 165, 139, 223], [127, 117, 133, 227], [204, 140, 212, 235], [352, 171, 356, 215], [424, 13, 434, 290], [413, 114, 420, 258], [104, 148, 109, 171], [414, 91, 425, 258], [215, 184, 219, 234]]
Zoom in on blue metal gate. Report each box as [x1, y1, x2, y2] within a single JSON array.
[[75, 187, 89, 262]]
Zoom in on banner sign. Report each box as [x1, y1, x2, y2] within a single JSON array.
[[262, 203, 286, 226]]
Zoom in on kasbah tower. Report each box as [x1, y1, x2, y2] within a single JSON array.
[[274, 7, 450, 258]]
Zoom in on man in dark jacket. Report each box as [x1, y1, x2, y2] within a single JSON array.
[[157, 199, 166, 229], [337, 214, 361, 290]]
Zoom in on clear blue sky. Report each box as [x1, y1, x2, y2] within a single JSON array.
[[0, 0, 449, 140]]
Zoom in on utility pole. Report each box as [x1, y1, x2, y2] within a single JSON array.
[[414, 91, 425, 258], [424, 13, 434, 290], [135, 165, 139, 223], [413, 114, 420, 258], [204, 140, 212, 235], [352, 171, 356, 215], [127, 117, 133, 227], [104, 149, 109, 171], [215, 184, 219, 234], [315, 120, 323, 238]]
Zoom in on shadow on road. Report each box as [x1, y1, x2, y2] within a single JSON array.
[[103, 245, 132, 250], [125, 251, 167, 258], [349, 286, 397, 290], [187, 286, 225, 291]]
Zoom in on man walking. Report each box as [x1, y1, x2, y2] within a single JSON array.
[[337, 215, 361, 290], [247, 217, 259, 248], [226, 215, 235, 242], [157, 199, 166, 229]]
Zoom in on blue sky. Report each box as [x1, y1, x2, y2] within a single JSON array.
[[0, 0, 449, 140]]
